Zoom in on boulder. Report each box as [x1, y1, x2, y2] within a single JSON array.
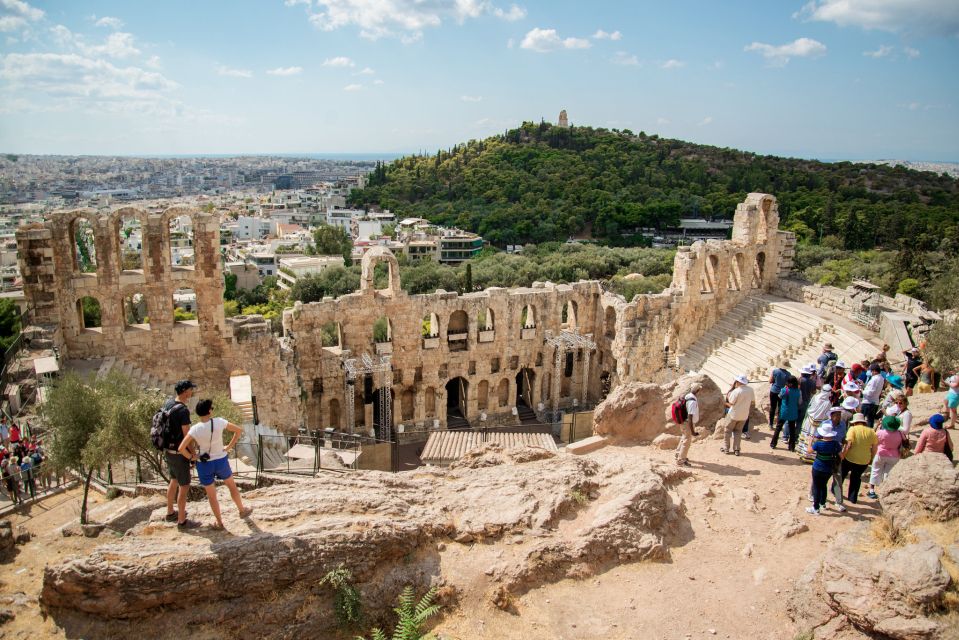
[[652, 434, 681, 450], [880, 453, 959, 526], [771, 511, 808, 540], [592, 373, 723, 443], [790, 523, 953, 639]]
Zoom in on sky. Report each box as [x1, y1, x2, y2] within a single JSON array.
[[0, 0, 957, 161]]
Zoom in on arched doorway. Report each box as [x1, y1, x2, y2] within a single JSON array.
[[516, 368, 535, 408], [445, 377, 469, 429]]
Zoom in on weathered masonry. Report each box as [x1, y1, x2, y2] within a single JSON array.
[[17, 193, 792, 439]]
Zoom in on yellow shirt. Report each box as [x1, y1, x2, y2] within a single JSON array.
[[844, 425, 878, 465]]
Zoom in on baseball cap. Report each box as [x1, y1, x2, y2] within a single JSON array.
[[174, 380, 197, 394], [735, 374, 749, 385]]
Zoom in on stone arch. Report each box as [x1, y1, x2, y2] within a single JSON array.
[[477, 379, 489, 411], [112, 207, 147, 273], [360, 246, 401, 296], [373, 316, 392, 343], [729, 253, 745, 291], [562, 300, 578, 329], [448, 309, 469, 351], [61, 211, 101, 275], [121, 289, 150, 330], [479, 306, 494, 330], [401, 388, 414, 421], [497, 377, 509, 407], [422, 312, 439, 337], [521, 304, 536, 329], [76, 295, 102, 331], [159, 207, 198, 271], [604, 306, 616, 339], [753, 251, 766, 289], [703, 254, 720, 293], [320, 321, 342, 348], [756, 195, 775, 244]]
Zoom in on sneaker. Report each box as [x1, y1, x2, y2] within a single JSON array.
[[770, 443, 776, 450], [720, 447, 727, 454], [676, 459, 691, 467], [805, 506, 820, 515], [837, 505, 847, 513], [239, 506, 254, 518], [743, 433, 751, 440], [177, 519, 201, 530], [164, 511, 178, 522], [867, 491, 878, 499], [734, 450, 740, 456]]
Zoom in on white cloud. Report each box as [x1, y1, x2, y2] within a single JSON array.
[[322, 55, 354, 67], [660, 58, 685, 69], [592, 29, 622, 40], [267, 66, 303, 76], [656, 117, 670, 125], [373, 78, 384, 85], [357, 66, 375, 75], [1, 0, 43, 20], [520, 27, 590, 52], [863, 44, 893, 58], [698, 116, 713, 126], [610, 51, 639, 66], [145, 55, 161, 69], [343, 83, 362, 91], [796, 0, 959, 36], [296, 0, 528, 41], [217, 65, 252, 78], [48, 26, 141, 59], [744, 37, 826, 66], [903, 46, 920, 58], [460, 95, 482, 102], [492, 4, 525, 21], [94, 16, 124, 29]]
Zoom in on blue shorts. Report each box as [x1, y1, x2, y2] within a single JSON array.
[[196, 456, 232, 486]]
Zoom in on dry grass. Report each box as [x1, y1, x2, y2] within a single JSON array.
[[855, 515, 918, 553]]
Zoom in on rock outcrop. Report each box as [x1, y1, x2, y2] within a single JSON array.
[[592, 373, 723, 442], [880, 453, 959, 526], [41, 449, 687, 639]]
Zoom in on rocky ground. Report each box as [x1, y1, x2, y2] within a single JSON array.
[[1, 390, 956, 640]]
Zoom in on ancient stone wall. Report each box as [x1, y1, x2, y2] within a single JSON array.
[[17, 193, 786, 437]]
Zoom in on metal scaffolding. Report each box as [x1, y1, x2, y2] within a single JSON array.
[[545, 329, 597, 411], [343, 352, 393, 439]]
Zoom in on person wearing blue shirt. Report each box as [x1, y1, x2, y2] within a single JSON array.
[[772, 376, 801, 450], [767, 361, 792, 428], [824, 406, 849, 512], [808, 424, 842, 515]]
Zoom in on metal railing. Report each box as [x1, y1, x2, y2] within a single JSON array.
[[1, 461, 72, 510]]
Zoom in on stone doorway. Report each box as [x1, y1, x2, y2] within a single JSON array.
[[445, 377, 469, 429], [516, 368, 535, 408]]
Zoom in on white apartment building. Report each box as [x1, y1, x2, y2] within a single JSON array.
[[277, 256, 344, 289]]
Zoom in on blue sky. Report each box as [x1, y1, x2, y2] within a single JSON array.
[[0, 0, 957, 160]]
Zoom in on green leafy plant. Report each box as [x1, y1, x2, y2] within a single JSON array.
[[569, 489, 589, 506], [357, 586, 440, 640], [320, 565, 364, 629]]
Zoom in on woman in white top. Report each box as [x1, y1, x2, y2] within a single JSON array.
[[178, 398, 253, 530], [892, 395, 913, 437]]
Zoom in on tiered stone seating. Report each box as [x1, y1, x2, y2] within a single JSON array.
[[97, 355, 170, 390], [682, 296, 878, 389]]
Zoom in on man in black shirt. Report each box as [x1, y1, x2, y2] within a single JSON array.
[[164, 380, 199, 528]]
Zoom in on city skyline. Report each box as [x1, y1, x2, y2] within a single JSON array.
[[0, 1, 957, 161]]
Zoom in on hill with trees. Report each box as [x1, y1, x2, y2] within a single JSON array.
[[349, 121, 959, 254]]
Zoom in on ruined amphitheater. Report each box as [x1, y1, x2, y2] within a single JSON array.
[[7, 193, 955, 640]]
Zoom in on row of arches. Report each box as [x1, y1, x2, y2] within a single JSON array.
[[700, 251, 765, 295], [67, 210, 197, 279], [74, 289, 198, 332]]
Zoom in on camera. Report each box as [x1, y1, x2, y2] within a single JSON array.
[[199, 453, 210, 462]]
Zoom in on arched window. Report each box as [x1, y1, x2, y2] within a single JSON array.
[[373, 316, 392, 343], [702, 254, 719, 294], [497, 378, 509, 407], [477, 380, 489, 411], [76, 296, 102, 331], [753, 252, 766, 289], [329, 398, 341, 429], [448, 309, 468, 352], [561, 301, 578, 329], [422, 312, 439, 337], [729, 253, 744, 291], [521, 304, 536, 328], [478, 307, 495, 342], [424, 386, 436, 417], [168, 214, 195, 267], [401, 389, 414, 421], [123, 291, 150, 330], [72, 217, 97, 273], [604, 307, 616, 339], [172, 288, 197, 325], [116, 212, 143, 272], [321, 321, 342, 348]]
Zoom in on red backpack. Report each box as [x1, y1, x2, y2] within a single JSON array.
[[670, 397, 689, 424]]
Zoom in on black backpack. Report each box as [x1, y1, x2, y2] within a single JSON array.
[[151, 401, 184, 451]]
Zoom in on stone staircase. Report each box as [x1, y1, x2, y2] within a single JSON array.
[[681, 297, 877, 389], [96, 355, 170, 391], [517, 402, 538, 425]]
